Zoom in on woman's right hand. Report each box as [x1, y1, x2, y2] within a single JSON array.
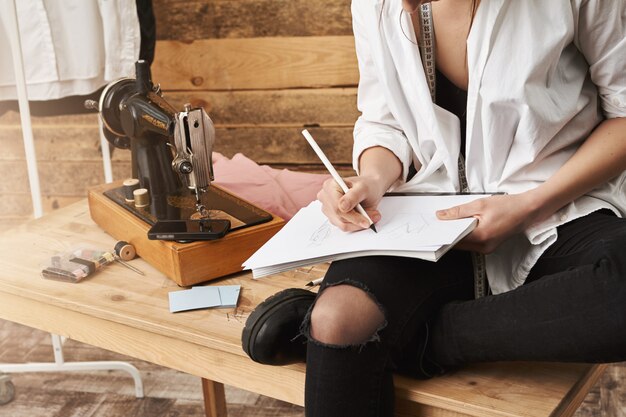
[[316, 174, 386, 232], [319, 145, 404, 231]]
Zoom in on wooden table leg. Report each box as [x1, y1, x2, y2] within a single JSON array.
[[202, 378, 228, 417]]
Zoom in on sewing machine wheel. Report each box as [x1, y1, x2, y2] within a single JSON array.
[[0, 374, 15, 405], [98, 78, 136, 149]]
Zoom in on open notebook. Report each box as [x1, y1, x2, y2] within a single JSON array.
[[243, 194, 489, 278]]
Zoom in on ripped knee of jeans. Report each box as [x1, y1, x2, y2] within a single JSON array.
[[299, 279, 387, 349]]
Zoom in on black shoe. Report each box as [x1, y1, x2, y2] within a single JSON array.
[[242, 288, 316, 365]]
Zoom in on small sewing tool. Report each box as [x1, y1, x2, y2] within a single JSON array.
[[112, 241, 145, 275]]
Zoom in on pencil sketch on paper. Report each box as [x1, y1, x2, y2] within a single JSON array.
[[308, 220, 333, 246], [307, 213, 430, 247], [378, 214, 427, 239]]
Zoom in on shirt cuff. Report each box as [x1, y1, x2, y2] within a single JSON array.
[[601, 90, 626, 119], [352, 131, 413, 183]]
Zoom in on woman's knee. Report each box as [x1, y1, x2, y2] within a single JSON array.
[[309, 283, 386, 346]]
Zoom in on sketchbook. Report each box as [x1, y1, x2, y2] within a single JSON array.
[[243, 194, 488, 278]]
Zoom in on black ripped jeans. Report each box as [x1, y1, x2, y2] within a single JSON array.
[[302, 210, 626, 417]]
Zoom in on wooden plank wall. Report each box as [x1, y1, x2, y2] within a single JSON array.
[[0, 0, 359, 222]]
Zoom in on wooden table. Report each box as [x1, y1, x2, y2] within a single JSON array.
[[0, 201, 605, 417]]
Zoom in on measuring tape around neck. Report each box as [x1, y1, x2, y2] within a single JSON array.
[[418, 4, 487, 298]]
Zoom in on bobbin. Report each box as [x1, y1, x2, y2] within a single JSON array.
[[114, 241, 137, 261], [123, 178, 140, 202], [133, 188, 150, 208]]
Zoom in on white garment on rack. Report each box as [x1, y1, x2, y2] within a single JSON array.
[[0, 0, 140, 100]]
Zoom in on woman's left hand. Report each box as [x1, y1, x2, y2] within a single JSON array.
[[436, 193, 540, 254]]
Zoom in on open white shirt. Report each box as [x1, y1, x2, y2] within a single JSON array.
[[0, 0, 140, 100], [351, 0, 626, 293]]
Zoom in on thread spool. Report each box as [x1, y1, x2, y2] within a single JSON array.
[[123, 178, 140, 202], [133, 188, 150, 208], [114, 241, 136, 261]]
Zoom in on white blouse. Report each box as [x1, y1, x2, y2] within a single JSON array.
[[351, 0, 626, 293], [0, 0, 140, 100]]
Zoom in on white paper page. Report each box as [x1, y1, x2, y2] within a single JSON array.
[[244, 194, 488, 271]]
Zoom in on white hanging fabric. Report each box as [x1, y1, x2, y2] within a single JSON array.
[[0, 0, 140, 100]]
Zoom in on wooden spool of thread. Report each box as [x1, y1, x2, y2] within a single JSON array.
[[114, 241, 136, 261], [123, 178, 140, 202], [133, 188, 150, 208]]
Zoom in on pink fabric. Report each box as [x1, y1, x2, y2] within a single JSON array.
[[212, 153, 329, 221]]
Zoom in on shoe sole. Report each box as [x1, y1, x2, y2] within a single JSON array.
[[242, 288, 316, 363]]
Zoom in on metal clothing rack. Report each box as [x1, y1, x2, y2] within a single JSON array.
[[0, 0, 143, 404]]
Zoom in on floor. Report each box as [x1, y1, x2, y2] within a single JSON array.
[[0, 320, 303, 417], [0, 320, 625, 417]]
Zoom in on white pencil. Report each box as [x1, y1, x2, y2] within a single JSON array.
[[305, 277, 324, 287], [301, 129, 377, 233]]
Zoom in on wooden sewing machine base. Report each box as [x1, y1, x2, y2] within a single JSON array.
[[87, 181, 285, 286]]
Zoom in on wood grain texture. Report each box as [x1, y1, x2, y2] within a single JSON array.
[[0, 89, 359, 128], [88, 182, 286, 285], [153, 0, 352, 41], [0, 319, 305, 417], [152, 37, 358, 90], [0, 111, 98, 126], [163, 88, 358, 126], [0, 126, 354, 166], [0, 297, 624, 417], [553, 365, 609, 417], [202, 379, 228, 417], [599, 365, 626, 416], [396, 363, 608, 417], [0, 286, 311, 406], [215, 127, 353, 164], [0, 202, 609, 417], [0, 194, 83, 218], [0, 123, 353, 218], [0, 129, 104, 161], [0, 161, 131, 194]]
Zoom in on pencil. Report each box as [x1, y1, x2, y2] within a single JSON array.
[[306, 277, 324, 287], [301, 129, 377, 233]]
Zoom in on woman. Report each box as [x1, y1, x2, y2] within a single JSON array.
[[242, 1, 626, 416]]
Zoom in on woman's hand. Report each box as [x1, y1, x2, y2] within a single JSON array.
[[317, 174, 387, 232], [319, 145, 404, 231], [436, 193, 541, 254], [437, 117, 626, 253]]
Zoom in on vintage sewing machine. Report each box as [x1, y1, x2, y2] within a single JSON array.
[[85, 60, 284, 286]]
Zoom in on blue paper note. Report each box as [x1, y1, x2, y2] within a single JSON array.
[[218, 285, 241, 308], [169, 285, 242, 313], [168, 287, 221, 313]]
